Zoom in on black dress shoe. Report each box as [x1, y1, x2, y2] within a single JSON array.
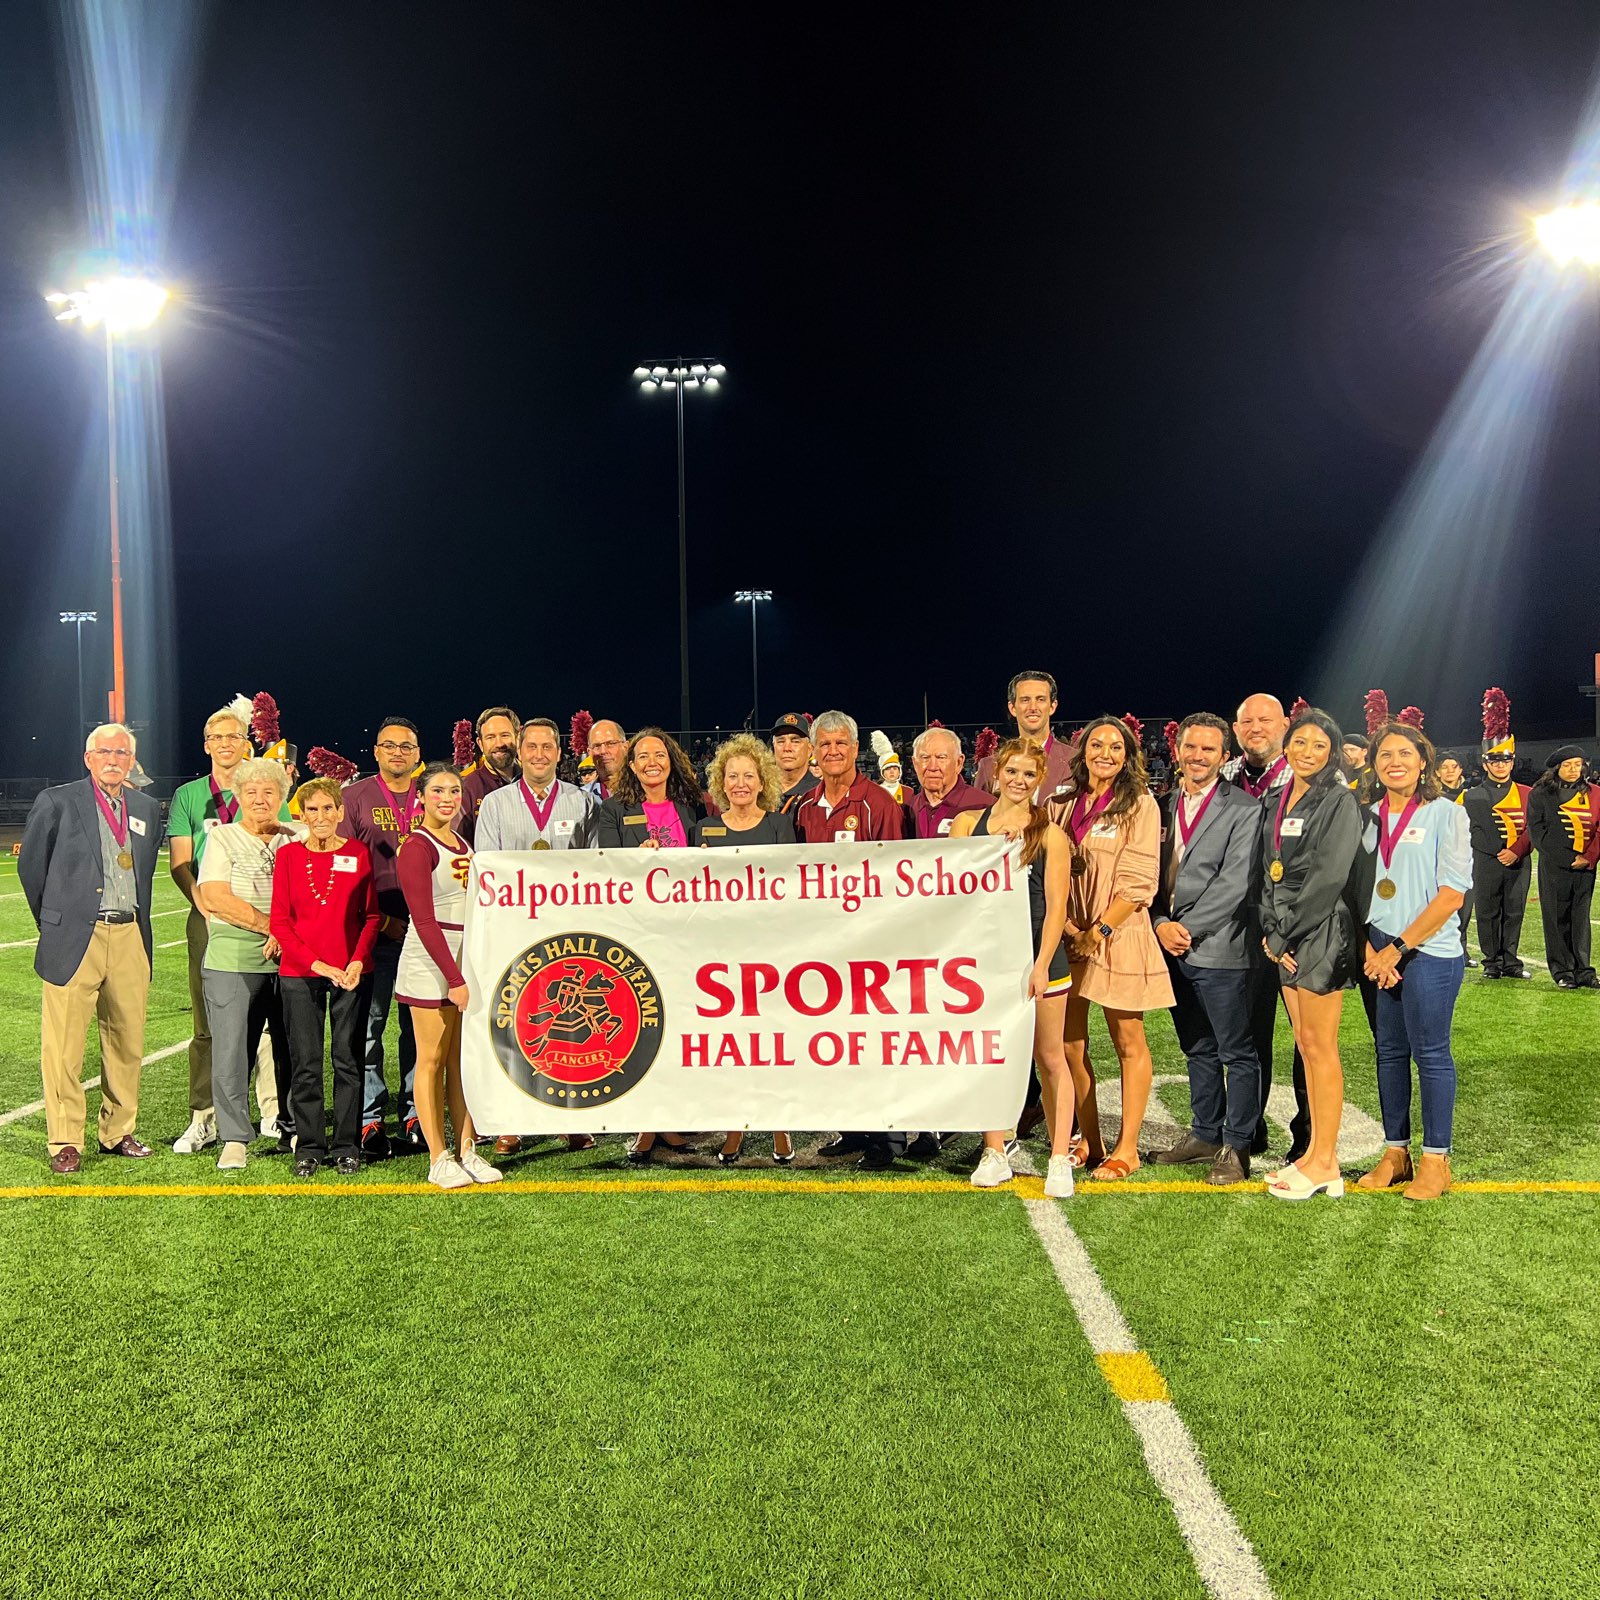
[[276, 1131, 295, 1155], [817, 1135, 868, 1158], [334, 1155, 361, 1176], [360, 1124, 390, 1160], [1153, 1132, 1225, 1166], [1581, 976, 1600, 990], [293, 1154, 321, 1178], [1249, 1133, 1270, 1157], [857, 1148, 897, 1171], [1463, 958, 1480, 970], [903, 1132, 942, 1161], [1556, 977, 1579, 989]]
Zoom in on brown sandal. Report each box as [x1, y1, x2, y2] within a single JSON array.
[[1087, 1156, 1136, 1182]]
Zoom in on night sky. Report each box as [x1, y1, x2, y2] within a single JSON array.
[[3, 3, 1599, 780]]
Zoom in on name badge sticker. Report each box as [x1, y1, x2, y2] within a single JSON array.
[[1281, 817, 1305, 837], [332, 854, 359, 874], [833, 830, 855, 844], [1401, 826, 1426, 844], [129, 816, 147, 836], [203, 817, 220, 834], [553, 818, 576, 837], [1090, 821, 1118, 839], [937, 818, 953, 836]]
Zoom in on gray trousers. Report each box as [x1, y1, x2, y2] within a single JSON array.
[[201, 968, 289, 1147]]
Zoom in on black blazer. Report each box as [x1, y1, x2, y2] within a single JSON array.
[[19, 780, 164, 985], [584, 795, 705, 849], [1255, 779, 1361, 990]]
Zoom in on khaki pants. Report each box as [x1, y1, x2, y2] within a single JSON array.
[[185, 906, 214, 1112], [40, 922, 150, 1155]]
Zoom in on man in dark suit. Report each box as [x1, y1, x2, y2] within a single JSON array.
[[19, 723, 164, 1173], [1150, 713, 1262, 1184]]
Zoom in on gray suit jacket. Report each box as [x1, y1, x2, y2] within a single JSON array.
[[1151, 781, 1258, 969], [19, 780, 164, 985]]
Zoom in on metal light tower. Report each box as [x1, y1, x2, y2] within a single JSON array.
[[634, 359, 725, 740], [46, 277, 170, 726], [735, 590, 772, 730], [59, 611, 98, 744]]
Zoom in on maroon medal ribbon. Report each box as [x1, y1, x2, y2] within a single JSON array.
[[1377, 795, 1421, 871], [1175, 782, 1218, 848], [519, 778, 558, 837], [1240, 754, 1287, 799], [385, 780, 419, 837], [1271, 781, 1294, 856], [209, 776, 238, 825], [93, 784, 129, 849], [1067, 787, 1114, 845]]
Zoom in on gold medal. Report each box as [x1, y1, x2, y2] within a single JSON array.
[[116, 851, 134, 871], [1376, 878, 1397, 901], [1268, 859, 1283, 883], [532, 839, 551, 851]]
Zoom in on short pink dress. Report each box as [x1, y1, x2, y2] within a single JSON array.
[[1058, 790, 1174, 1012]]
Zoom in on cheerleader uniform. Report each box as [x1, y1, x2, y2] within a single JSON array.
[[974, 809, 1072, 996], [396, 827, 472, 1006]]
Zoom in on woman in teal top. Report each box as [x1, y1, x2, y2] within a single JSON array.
[[1355, 721, 1472, 1202]]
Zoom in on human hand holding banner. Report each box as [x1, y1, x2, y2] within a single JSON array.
[[461, 837, 1035, 1135]]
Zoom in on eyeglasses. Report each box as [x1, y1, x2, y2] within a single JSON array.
[[376, 741, 419, 753], [89, 748, 132, 760], [592, 740, 622, 752]]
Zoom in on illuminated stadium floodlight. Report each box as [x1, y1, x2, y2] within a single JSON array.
[[734, 590, 772, 729], [58, 611, 98, 745], [1533, 201, 1600, 267], [44, 277, 171, 725], [634, 358, 726, 738]]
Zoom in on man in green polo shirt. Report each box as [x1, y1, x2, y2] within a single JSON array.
[[167, 702, 254, 1152]]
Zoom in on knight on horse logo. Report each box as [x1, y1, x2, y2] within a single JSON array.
[[491, 934, 663, 1106]]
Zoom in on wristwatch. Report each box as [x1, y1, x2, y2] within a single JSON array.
[[1391, 938, 1410, 957], [1097, 922, 1114, 940]]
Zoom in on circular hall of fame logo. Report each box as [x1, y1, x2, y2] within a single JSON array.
[[490, 933, 664, 1106]]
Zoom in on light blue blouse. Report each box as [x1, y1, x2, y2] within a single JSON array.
[[1362, 797, 1473, 957]]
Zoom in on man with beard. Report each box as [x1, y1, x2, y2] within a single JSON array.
[[975, 670, 1074, 799], [771, 712, 818, 812], [458, 706, 520, 846], [1221, 692, 1309, 1163]]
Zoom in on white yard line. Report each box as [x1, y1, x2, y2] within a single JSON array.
[[1012, 1149, 1277, 1600], [0, 906, 189, 953], [0, 1039, 191, 1130]]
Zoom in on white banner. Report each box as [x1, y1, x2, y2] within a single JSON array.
[[460, 837, 1034, 1134]]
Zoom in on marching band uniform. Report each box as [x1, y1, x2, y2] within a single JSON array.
[[1462, 732, 1534, 980], [1528, 747, 1600, 988]]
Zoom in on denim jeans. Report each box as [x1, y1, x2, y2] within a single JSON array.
[[361, 934, 416, 1128], [1370, 927, 1463, 1153], [1167, 960, 1259, 1151]]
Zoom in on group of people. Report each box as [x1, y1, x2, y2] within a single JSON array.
[[19, 674, 1598, 1201]]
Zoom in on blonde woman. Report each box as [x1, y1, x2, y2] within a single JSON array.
[[694, 734, 796, 1164]]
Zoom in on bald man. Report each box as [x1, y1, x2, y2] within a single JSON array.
[[1221, 693, 1309, 1163]]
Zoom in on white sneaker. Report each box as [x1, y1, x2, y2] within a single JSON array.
[[217, 1142, 248, 1171], [971, 1147, 1014, 1188], [1044, 1154, 1076, 1198], [174, 1110, 217, 1154], [457, 1146, 504, 1185], [428, 1154, 473, 1190], [259, 1116, 281, 1140]]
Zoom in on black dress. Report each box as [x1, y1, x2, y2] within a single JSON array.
[[1255, 779, 1361, 994], [974, 808, 1071, 985], [693, 812, 796, 847]]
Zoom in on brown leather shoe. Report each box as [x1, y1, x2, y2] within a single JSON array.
[[1205, 1146, 1249, 1185], [98, 1134, 152, 1159], [565, 1134, 596, 1151], [1356, 1146, 1414, 1190], [493, 1135, 522, 1157], [49, 1146, 82, 1175], [1402, 1152, 1451, 1201]]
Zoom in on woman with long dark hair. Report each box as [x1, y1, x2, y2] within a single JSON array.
[[1256, 707, 1361, 1201], [1046, 716, 1172, 1181], [951, 738, 1074, 1193], [1353, 721, 1472, 1201]]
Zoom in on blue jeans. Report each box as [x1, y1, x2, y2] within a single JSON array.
[[1168, 960, 1260, 1151], [1370, 928, 1463, 1153], [361, 935, 417, 1128]]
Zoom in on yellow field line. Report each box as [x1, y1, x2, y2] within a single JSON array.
[[0, 1175, 1597, 1200]]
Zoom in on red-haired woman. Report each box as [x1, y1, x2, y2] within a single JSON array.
[[951, 738, 1074, 1194]]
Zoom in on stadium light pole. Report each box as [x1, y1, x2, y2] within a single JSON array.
[[634, 359, 725, 740], [734, 590, 772, 729], [45, 276, 170, 727], [59, 611, 98, 744], [1533, 201, 1600, 735]]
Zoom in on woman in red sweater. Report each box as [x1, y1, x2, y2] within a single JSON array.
[[397, 764, 502, 1189], [270, 777, 380, 1177]]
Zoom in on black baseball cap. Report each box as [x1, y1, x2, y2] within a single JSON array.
[[770, 713, 812, 738]]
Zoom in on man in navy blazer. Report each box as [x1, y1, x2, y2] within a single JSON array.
[[19, 723, 164, 1173], [1150, 713, 1261, 1184]]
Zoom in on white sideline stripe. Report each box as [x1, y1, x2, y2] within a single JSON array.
[[157, 938, 185, 949], [1013, 1150, 1277, 1600], [0, 1039, 191, 1130], [0, 906, 190, 953]]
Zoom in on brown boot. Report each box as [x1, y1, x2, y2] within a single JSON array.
[[1356, 1146, 1414, 1190], [1402, 1152, 1451, 1201]]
